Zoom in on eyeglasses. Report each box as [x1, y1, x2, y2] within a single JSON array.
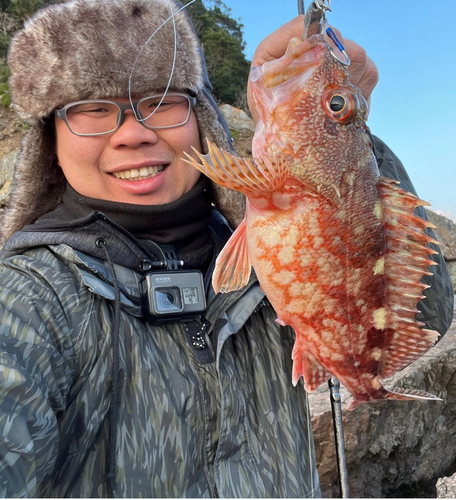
[[54, 92, 198, 136]]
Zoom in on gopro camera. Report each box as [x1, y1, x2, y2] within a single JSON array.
[[142, 270, 206, 321]]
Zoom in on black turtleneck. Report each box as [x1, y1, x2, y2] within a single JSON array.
[[61, 176, 214, 269]]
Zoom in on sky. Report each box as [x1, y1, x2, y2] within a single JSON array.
[[219, 0, 456, 221]]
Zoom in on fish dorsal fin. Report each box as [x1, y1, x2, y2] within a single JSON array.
[[292, 342, 331, 391], [377, 177, 440, 378], [213, 218, 252, 293], [182, 139, 288, 197]]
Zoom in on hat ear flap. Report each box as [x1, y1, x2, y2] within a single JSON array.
[[1, 123, 65, 243]]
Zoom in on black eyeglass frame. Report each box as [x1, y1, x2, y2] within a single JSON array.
[[54, 92, 198, 137]]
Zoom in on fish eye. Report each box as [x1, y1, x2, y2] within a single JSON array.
[[322, 86, 359, 124], [329, 94, 346, 113]]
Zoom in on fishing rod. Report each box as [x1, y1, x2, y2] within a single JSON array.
[[328, 377, 349, 498], [295, 0, 350, 497]]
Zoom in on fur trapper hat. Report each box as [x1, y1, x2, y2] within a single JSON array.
[[2, 0, 245, 242]]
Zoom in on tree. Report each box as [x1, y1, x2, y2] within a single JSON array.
[[183, 0, 251, 108], [8, 0, 44, 21], [0, 6, 23, 106]]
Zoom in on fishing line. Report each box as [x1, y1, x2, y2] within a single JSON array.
[[142, 0, 177, 122], [128, 0, 198, 121]]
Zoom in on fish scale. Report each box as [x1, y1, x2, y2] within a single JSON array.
[[248, 186, 385, 386], [184, 33, 441, 408]]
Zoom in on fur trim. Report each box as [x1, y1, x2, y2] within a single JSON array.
[[0, 124, 66, 240], [9, 0, 205, 121], [1, 0, 245, 243]]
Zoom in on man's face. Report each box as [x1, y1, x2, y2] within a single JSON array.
[[55, 96, 202, 205]]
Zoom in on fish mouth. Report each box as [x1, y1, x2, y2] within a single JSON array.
[[257, 35, 329, 89]]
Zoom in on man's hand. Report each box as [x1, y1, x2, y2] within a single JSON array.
[[247, 15, 379, 122]]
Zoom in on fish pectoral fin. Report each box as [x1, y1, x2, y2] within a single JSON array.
[[213, 218, 252, 293], [386, 387, 443, 403], [292, 345, 331, 391], [182, 139, 288, 197]]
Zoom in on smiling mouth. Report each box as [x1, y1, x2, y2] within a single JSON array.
[[112, 165, 167, 181]]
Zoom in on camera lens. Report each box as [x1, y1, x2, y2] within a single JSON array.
[[153, 287, 183, 314], [160, 292, 175, 308]]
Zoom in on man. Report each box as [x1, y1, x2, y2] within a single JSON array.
[[0, 0, 453, 497]]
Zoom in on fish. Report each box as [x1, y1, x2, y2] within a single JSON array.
[[183, 29, 441, 408]]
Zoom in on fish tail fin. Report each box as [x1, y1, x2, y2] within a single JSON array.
[[182, 139, 288, 197], [348, 386, 442, 410], [385, 386, 443, 403]]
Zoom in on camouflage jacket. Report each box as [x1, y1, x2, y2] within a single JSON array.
[[0, 211, 321, 498]]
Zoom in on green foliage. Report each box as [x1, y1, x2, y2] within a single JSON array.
[[0, 58, 10, 106], [184, 0, 251, 108], [0, 0, 40, 108], [0, 58, 9, 80], [0, 31, 10, 59], [8, 0, 44, 21], [0, 81, 10, 106]]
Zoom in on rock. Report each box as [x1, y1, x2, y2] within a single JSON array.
[[308, 304, 456, 498], [0, 150, 17, 206], [437, 472, 456, 498], [426, 210, 456, 293], [0, 106, 26, 157], [219, 104, 255, 133], [427, 210, 456, 261], [448, 261, 456, 294]]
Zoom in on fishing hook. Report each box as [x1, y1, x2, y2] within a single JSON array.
[[313, 0, 331, 12], [303, 1, 350, 66], [326, 27, 351, 66]]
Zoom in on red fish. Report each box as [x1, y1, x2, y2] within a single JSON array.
[[184, 34, 441, 407]]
